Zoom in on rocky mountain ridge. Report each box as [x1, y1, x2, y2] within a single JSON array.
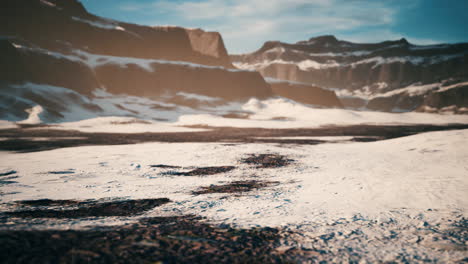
[[232, 35, 468, 112]]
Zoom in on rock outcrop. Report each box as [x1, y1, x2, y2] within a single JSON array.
[[186, 28, 232, 67], [265, 79, 342, 108]]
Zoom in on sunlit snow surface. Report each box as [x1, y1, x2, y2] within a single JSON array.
[[0, 129, 467, 261]]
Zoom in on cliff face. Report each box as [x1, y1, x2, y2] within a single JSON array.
[[0, 0, 232, 68], [265, 79, 342, 108], [0, 0, 273, 100], [232, 35, 468, 112], [186, 28, 232, 67]]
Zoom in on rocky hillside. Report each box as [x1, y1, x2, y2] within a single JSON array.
[[0, 0, 344, 122], [232, 35, 468, 112]]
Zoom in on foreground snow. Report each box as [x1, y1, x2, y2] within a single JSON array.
[[2, 129, 466, 220], [1, 129, 467, 261]]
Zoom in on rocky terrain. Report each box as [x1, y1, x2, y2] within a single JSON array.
[[232, 35, 468, 112]]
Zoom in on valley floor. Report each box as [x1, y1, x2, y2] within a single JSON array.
[[0, 124, 467, 263]]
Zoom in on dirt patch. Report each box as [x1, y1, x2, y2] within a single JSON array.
[[0, 177, 17, 186], [221, 112, 251, 119], [192, 180, 280, 195], [47, 170, 75, 175], [6, 198, 170, 218], [2, 124, 468, 152], [110, 118, 150, 125], [164, 166, 236, 176], [15, 199, 85, 207], [241, 154, 294, 168], [0, 170, 16, 177], [150, 164, 181, 169], [0, 216, 290, 263]]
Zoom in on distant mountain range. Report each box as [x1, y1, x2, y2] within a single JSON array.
[[231, 35, 468, 113], [1, 0, 467, 124]]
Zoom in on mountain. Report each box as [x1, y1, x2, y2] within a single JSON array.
[[0, 0, 342, 122], [231, 35, 468, 113]]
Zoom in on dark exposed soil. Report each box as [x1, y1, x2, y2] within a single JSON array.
[[5, 198, 170, 218], [0, 170, 17, 177], [47, 170, 75, 175], [15, 199, 85, 207], [1, 124, 468, 152], [192, 180, 280, 195], [150, 164, 182, 169], [167, 166, 236, 176], [0, 215, 290, 264], [241, 154, 294, 168]]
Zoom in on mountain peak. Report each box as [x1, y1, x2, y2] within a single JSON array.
[[297, 35, 339, 46], [310, 35, 338, 42]]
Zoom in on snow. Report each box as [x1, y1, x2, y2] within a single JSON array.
[[234, 59, 340, 71], [71, 49, 250, 72], [367, 81, 468, 100], [264, 77, 318, 86], [176, 97, 468, 129], [71, 16, 126, 31], [297, 59, 340, 70], [437, 81, 468, 93], [17, 105, 44, 125], [304, 50, 372, 57], [264, 47, 286, 54], [54, 117, 207, 134], [0, 129, 467, 261], [236, 53, 467, 72], [1, 83, 207, 132], [176, 92, 221, 102], [0, 121, 17, 130], [372, 83, 441, 98], [12, 42, 246, 73], [39, 0, 56, 7], [4, 83, 468, 131]]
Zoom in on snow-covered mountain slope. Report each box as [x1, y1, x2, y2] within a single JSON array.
[[2, 82, 468, 133], [333, 81, 468, 113], [232, 35, 468, 112]]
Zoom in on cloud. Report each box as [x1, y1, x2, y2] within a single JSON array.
[[118, 0, 405, 53]]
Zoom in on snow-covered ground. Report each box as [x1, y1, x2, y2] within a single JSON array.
[[1, 129, 467, 261], [3, 83, 468, 132]]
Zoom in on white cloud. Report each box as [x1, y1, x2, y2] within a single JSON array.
[[119, 0, 408, 53]]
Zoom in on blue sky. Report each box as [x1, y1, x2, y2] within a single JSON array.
[[81, 0, 468, 54]]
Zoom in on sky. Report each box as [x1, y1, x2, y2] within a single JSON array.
[[81, 0, 468, 54]]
